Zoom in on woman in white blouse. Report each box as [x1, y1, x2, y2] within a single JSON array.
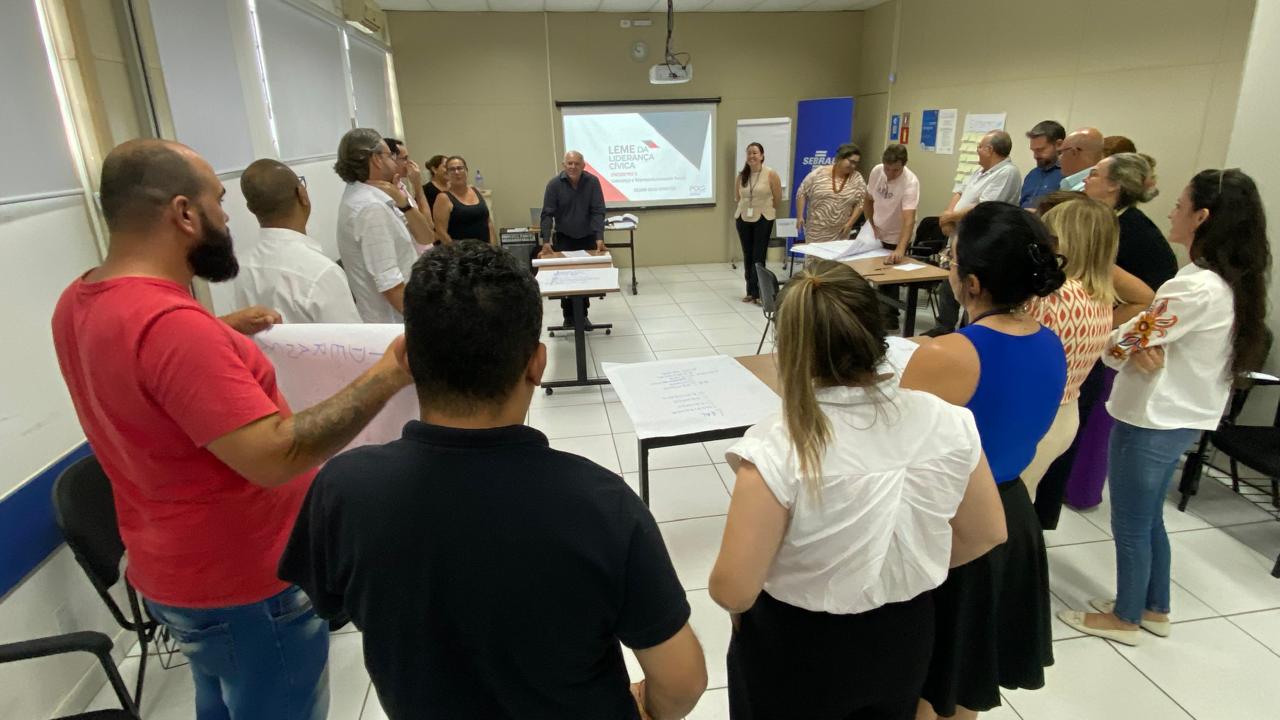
[[1059, 169, 1272, 646], [709, 259, 1007, 719]]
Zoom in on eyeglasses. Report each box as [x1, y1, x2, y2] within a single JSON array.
[[447, 166, 467, 173]]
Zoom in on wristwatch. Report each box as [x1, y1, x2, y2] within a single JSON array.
[[398, 203, 412, 213]]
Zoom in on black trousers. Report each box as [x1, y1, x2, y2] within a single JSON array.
[[736, 217, 773, 298], [553, 232, 597, 322], [728, 591, 934, 720], [1034, 360, 1107, 529]]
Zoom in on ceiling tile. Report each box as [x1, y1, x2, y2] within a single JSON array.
[[486, 0, 547, 9], [699, 0, 765, 11], [376, 0, 435, 9], [596, 0, 658, 11], [544, 0, 602, 10]]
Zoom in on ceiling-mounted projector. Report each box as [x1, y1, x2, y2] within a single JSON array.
[[649, 63, 692, 85]]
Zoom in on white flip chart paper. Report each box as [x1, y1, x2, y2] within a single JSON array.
[[603, 355, 780, 440], [254, 323, 418, 452], [531, 253, 612, 268], [536, 267, 620, 294]]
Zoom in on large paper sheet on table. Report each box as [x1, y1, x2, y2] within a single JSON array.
[[254, 323, 418, 451], [603, 355, 781, 440], [536, 267, 620, 294], [792, 237, 883, 261], [531, 253, 612, 268]]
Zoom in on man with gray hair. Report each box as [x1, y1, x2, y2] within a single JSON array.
[[334, 128, 419, 322], [1058, 127, 1105, 191], [539, 150, 607, 327], [235, 158, 361, 323], [928, 130, 1022, 335]]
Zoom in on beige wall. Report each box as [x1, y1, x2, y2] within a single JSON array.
[[389, 11, 864, 266], [852, 0, 895, 168], [1226, 0, 1280, 380], [874, 0, 1253, 246]]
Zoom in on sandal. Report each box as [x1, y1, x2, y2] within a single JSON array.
[[741, 295, 757, 303]]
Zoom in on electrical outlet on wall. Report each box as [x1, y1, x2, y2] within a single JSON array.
[[633, 19, 653, 27], [55, 603, 76, 635], [620, 19, 632, 28]]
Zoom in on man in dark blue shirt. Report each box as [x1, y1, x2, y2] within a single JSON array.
[[1019, 120, 1065, 209], [540, 151, 608, 326]]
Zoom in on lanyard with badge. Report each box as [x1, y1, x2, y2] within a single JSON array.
[[745, 170, 761, 219]]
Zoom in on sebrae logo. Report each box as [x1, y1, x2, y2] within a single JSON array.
[[802, 149, 834, 167]]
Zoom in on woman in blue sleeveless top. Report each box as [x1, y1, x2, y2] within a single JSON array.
[[902, 202, 1068, 720]]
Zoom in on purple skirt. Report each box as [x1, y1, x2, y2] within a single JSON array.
[[1064, 367, 1118, 509]]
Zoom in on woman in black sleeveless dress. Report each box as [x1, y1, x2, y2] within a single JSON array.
[[432, 155, 494, 245]]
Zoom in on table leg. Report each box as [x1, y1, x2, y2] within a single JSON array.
[[638, 437, 650, 506], [904, 285, 919, 337], [572, 295, 589, 382], [629, 230, 638, 294]]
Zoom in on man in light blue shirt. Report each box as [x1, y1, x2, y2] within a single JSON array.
[[1019, 120, 1064, 208], [1058, 127, 1104, 191]]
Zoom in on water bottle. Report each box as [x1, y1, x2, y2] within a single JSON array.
[[474, 169, 484, 188]]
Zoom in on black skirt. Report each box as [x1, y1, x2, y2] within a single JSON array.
[[728, 590, 934, 720], [920, 478, 1054, 715]]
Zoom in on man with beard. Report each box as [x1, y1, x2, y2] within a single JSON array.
[[1019, 120, 1065, 209], [51, 139, 413, 719]]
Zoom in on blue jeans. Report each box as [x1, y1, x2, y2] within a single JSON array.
[[145, 586, 330, 720], [1107, 421, 1198, 625]]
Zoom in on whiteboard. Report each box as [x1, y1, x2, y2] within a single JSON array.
[[2, 0, 80, 203], [735, 117, 793, 190], [150, 0, 256, 174]]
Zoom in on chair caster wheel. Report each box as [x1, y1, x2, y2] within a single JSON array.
[[545, 388, 554, 396], [549, 331, 555, 337], [605, 329, 612, 335]]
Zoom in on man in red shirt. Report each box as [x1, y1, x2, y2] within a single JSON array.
[[52, 139, 411, 720]]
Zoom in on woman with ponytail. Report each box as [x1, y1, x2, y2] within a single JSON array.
[[709, 259, 1006, 719], [734, 142, 783, 303], [1059, 169, 1272, 646], [901, 202, 1068, 720]]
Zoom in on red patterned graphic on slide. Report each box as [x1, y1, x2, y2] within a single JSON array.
[[584, 161, 629, 202]]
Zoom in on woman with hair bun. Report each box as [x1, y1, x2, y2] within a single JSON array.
[[902, 202, 1068, 720], [710, 259, 1006, 719], [1060, 168, 1272, 646]]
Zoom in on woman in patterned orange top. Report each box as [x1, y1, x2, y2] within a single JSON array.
[[1021, 199, 1153, 500]]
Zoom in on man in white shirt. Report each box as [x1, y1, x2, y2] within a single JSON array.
[[234, 159, 361, 324], [334, 128, 419, 323], [928, 131, 1022, 335], [864, 144, 920, 264]]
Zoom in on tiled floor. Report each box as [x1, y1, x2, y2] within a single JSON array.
[[83, 263, 1280, 719]]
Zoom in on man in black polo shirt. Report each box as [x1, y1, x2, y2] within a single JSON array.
[[539, 150, 607, 327], [279, 242, 706, 719]]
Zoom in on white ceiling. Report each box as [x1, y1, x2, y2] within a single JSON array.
[[378, 0, 888, 12]]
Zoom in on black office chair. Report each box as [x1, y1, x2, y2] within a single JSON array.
[[0, 631, 139, 719], [52, 456, 164, 711], [1177, 337, 1280, 577], [755, 264, 781, 354]]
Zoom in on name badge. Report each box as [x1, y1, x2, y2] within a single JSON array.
[[746, 207, 754, 219]]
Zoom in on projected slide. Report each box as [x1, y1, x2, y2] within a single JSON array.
[[561, 103, 717, 209]]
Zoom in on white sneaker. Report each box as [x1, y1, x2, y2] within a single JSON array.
[[1089, 598, 1172, 637], [1057, 610, 1143, 646]]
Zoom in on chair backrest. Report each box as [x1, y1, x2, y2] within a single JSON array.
[[910, 216, 947, 258], [52, 456, 125, 591], [756, 263, 781, 315]]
